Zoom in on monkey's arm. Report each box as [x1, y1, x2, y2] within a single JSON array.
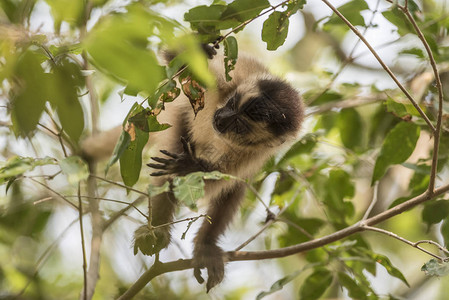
[[147, 137, 214, 177], [193, 182, 246, 291]]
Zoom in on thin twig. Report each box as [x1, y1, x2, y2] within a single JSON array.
[[118, 183, 449, 299], [27, 177, 78, 209], [310, 0, 381, 104], [305, 95, 386, 116], [152, 0, 291, 97], [66, 195, 148, 219], [320, 0, 435, 132], [277, 217, 314, 239], [151, 214, 209, 230], [362, 225, 447, 262], [245, 183, 271, 211], [362, 182, 379, 221], [399, 6, 444, 193], [414, 240, 449, 255], [78, 185, 88, 300], [103, 196, 146, 231], [43, 106, 77, 152], [90, 174, 149, 197], [234, 187, 300, 251]]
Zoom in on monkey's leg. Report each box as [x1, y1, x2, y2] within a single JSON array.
[[133, 191, 177, 256], [193, 182, 246, 291]]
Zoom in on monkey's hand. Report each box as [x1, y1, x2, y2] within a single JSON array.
[[193, 243, 225, 292], [148, 137, 210, 177], [133, 224, 170, 256]]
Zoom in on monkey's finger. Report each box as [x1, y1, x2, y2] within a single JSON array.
[[150, 171, 168, 177], [194, 268, 205, 284], [151, 156, 172, 164], [181, 137, 195, 156], [160, 149, 178, 159], [147, 163, 166, 170]]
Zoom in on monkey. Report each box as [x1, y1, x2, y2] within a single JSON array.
[[81, 48, 304, 291], [134, 50, 304, 291]]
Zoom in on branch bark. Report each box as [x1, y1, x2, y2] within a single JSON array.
[[118, 183, 449, 299]]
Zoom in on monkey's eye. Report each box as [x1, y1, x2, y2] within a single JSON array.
[[226, 94, 240, 111], [243, 99, 271, 122]]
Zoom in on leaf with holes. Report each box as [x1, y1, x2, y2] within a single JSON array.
[[262, 11, 289, 50]]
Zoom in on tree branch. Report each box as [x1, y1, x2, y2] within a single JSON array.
[[320, 0, 435, 132], [78, 185, 88, 300], [118, 183, 449, 298], [399, 6, 444, 193], [362, 225, 447, 261]]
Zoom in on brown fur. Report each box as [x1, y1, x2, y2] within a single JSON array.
[[145, 54, 303, 291], [81, 53, 304, 291]]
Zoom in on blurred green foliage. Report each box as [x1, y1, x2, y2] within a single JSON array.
[[1, 0, 449, 299]]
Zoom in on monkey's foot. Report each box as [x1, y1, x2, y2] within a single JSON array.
[[133, 225, 170, 256], [193, 243, 225, 292]]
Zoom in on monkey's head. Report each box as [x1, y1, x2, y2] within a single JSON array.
[[213, 77, 303, 148]]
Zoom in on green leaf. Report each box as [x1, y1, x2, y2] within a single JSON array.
[[337, 108, 363, 150], [184, 4, 227, 32], [119, 126, 149, 187], [0, 0, 36, 23], [201, 170, 236, 180], [299, 268, 333, 300], [256, 269, 303, 300], [148, 79, 180, 108], [309, 90, 343, 106], [170, 35, 215, 87], [170, 171, 229, 210], [386, 98, 420, 118], [421, 259, 449, 277], [382, 7, 414, 36], [148, 181, 171, 197], [11, 50, 50, 136], [45, 0, 84, 31], [59, 156, 89, 186], [337, 272, 368, 300], [262, 11, 289, 50], [372, 122, 420, 184], [278, 216, 325, 247], [105, 130, 130, 176], [49, 57, 85, 142], [224, 36, 238, 81], [84, 5, 165, 94], [221, 0, 270, 26], [363, 250, 409, 287], [276, 132, 320, 166], [422, 201, 449, 229], [0, 156, 57, 185], [325, 0, 369, 27], [147, 116, 171, 133], [172, 172, 205, 210], [319, 169, 355, 227], [286, 0, 306, 14]]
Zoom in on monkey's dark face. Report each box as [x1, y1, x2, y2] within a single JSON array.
[[213, 78, 303, 147]]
